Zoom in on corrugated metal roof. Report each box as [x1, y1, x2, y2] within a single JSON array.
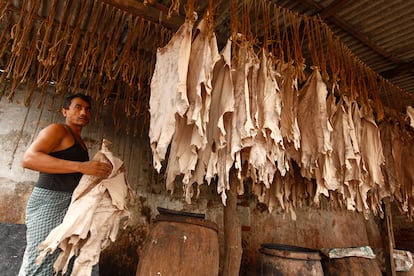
[[271, 0, 414, 102]]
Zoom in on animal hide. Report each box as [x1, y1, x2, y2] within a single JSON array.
[[36, 140, 133, 276]]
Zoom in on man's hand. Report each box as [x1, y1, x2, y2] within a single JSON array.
[[81, 160, 113, 178]]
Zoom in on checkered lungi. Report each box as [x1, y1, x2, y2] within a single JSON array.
[[18, 187, 73, 276]]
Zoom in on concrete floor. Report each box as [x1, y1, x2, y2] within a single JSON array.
[[0, 223, 106, 276], [0, 223, 26, 276]]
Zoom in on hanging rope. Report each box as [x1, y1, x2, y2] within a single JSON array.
[[0, 0, 413, 137]]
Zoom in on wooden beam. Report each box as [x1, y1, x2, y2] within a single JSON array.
[[381, 198, 396, 276], [99, 0, 184, 30], [223, 168, 242, 276]]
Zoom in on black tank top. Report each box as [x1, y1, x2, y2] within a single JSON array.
[[36, 125, 89, 192]]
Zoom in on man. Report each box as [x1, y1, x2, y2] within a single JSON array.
[[19, 93, 112, 275]]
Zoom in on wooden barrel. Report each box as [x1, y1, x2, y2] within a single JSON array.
[[321, 256, 382, 275], [136, 208, 219, 276], [259, 243, 324, 276]]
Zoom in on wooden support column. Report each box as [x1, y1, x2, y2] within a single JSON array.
[[381, 198, 396, 276], [222, 168, 242, 276]]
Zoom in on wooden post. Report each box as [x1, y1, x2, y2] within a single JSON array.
[[381, 198, 396, 276], [222, 168, 242, 276]]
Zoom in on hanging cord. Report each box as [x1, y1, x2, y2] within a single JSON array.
[[230, 0, 239, 42], [63, 0, 92, 74], [358, 62, 372, 115], [282, 9, 292, 64], [0, 0, 12, 22], [37, 0, 59, 66], [325, 26, 339, 87], [24, 67, 39, 106], [87, 4, 109, 83], [103, 12, 128, 84], [53, 0, 81, 94], [78, 0, 103, 81], [0, 14, 13, 61], [123, 18, 144, 87], [344, 47, 354, 100], [289, 12, 305, 82], [98, 8, 121, 80], [338, 45, 348, 98], [3, 0, 39, 100], [8, 0, 30, 56], [273, 5, 284, 62], [260, 0, 270, 52], [305, 16, 317, 68], [185, 0, 195, 22], [314, 17, 328, 81], [67, 0, 95, 92], [122, 17, 140, 86], [367, 67, 384, 121], [242, 0, 255, 45], [38, 0, 68, 71], [112, 15, 138, 86], [87, 4, 113, 86], [116, 17, 136, 119], [129, 19, 146, 91], [167, 0, 180, 19], [205, 0, 215, 40]]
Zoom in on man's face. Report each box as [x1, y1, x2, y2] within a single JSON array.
[[62, 97, 91, 126]]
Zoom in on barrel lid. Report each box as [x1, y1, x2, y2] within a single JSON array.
[[155, 207, 218, 233], [157, 207, 205, 219], [155, 214, 219, 233], [261, 243, 320, 253], [260, 243, 322, 261]]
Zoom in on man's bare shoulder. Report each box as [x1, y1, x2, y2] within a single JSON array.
[[39, 123, 66, 133], [37, 123, 69, 142], [30, 123, 74, 153]]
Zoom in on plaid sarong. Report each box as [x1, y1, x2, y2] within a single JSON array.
[[18, 187, 73, 276]]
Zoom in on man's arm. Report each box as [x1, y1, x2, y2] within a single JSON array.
[[22, 124, 111, 177]]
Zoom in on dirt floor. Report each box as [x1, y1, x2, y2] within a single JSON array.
[[0, 223, 26, 276]]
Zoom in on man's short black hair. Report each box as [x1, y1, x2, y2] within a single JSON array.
[[63, 93, 92, 109]]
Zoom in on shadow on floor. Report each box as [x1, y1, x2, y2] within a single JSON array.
[[0, 223, 26, 276]]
